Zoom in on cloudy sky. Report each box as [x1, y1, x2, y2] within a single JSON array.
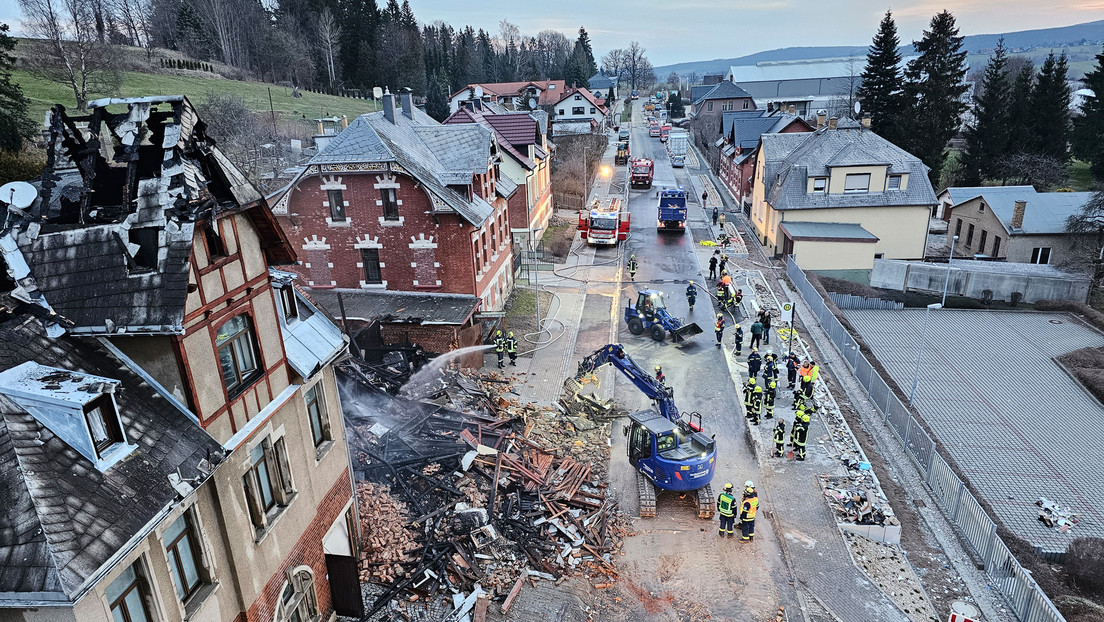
[[3, 0, 1104, 66]]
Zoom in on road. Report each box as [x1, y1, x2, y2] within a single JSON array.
[[598, 100, 794, 621]]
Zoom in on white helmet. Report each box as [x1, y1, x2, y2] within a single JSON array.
[[744, 480, 754, 488]]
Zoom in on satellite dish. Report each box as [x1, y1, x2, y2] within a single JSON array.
[[372, 86, 383, 99], [854, 101, 861, 116], [528, 97, 538, 109], [474, 85, 484, 99], [0, 181, 38, 210]]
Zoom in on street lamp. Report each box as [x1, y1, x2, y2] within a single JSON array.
[[941, 235, 958, 306], [908, 302, 943, 406]]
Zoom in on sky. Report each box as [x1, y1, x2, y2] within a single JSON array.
[[3, 0, 1104, 67]]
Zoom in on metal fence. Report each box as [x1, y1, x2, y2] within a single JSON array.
[[827, 292, 905, 310], [785, 256, 1066, 622]]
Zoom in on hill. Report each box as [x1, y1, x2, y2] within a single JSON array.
[[655, 19, 1104, 78]]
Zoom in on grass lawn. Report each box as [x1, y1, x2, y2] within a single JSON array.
[[12, 70, 377, 129], [1069, 159, 1095, 191], [501, 288, 554, 337]]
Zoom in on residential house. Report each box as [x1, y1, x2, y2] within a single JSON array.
[[0, 96, 357, 622], [272, 91, 514, 353], [688, 81, 757, 170], [551, 87, 609, 136], [717, 109, 812, 213], [445, 102, 554, 246], [940, 186, 1093, 265], [750, 125, 937, 273], [448, 79, 567, 114], [588, 71, 619, 101]]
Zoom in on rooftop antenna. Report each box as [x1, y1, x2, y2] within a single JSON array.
[[0, 181, 38, 210]]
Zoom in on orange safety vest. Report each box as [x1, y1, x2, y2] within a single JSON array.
[[741, 495, 759, 520]]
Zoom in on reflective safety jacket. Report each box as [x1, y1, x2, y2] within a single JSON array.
[[494, 337, 505, 352], [505, 337, 517, 353], [686, 285, 697, 301], [773, 422, 786, 443], [717, 492, 736, 517], [715, 318, 726, 332], [628, 259, 638, 271], [741, 495, 759, 520]]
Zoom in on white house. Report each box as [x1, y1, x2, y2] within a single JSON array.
[[551, 87, 609, 136]]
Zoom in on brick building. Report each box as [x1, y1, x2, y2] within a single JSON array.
[[444, 102, 553, 246], [716, 109, 811, 214], [273, 91, 515, 315], [0, 96, 358, 622], [689, 81, 757, 170]]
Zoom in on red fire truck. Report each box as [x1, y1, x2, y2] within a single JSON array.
[[630, 158, 654, 189], [660, 123, 671, 142], [578, 197, 630, 245]]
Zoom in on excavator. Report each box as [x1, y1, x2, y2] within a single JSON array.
[[568, 344, 716, 518]]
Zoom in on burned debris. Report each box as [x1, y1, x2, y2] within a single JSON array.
[[339, 364, 626, 621]]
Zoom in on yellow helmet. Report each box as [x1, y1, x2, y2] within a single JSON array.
[[723, 483, 733, 490], [508, 331, 514, 337], [496, 330, 502, 336], [748, 378, 756, 385]]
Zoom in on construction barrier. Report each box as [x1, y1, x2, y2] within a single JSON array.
[[785, 255, 1067, 622]]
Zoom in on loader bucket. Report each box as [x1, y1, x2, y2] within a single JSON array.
[[672, 322, 703, 341]]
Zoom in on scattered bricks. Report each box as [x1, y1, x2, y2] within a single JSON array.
[[355, 482, 418, 584]]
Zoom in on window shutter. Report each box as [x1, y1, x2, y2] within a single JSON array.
[[318, 389, 332, 439], [273, 438, 295, 497], [242, 475, 266, 529]]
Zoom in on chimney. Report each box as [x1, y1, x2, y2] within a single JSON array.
[[816, 109, 827, 130], [1012, 200, 1027, 229], [787, 105, 796, 116], [400, 89, 414, 120], [828, 116, 838, 130], [382, 90, 396, 124], [861, 114, 871, 130], [340, 115, 348, 130], [316, 120, 325, 135]]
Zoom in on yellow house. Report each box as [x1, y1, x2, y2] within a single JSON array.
[[750, 127, 936, 273]]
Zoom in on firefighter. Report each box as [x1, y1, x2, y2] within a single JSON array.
[[717, 483, 736, 537], [749, 382, 763, 425], [719, 254, 728, 275], [715, 313, 725, 348], [742, 377, 756, 410], [505, 331, 518, 366], [627, 254, 638, 281], [708, 253, 719, 280], [801, 373, 815, 399], [685, 282, 697, 311], [772, 419, 787, 457], [785, 352, 800, 389], [792, 388, 807, 414], [654, 365, 666, 385], [493, 330, 506, 368], [734, 288, 744, 308], [764, 380, 777, 419], [792, 411, 810, 461], [762, 354, 777, 386], [733, 324, 744, 355], [740, 482, 759, 542], [716, 282, 729, 310], [747, 348, 762, 378]]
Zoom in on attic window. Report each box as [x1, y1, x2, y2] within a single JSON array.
[[844, 173, 870, 193], [812, 178, 827, 193], [128, 227, 160, 270], [84, 395, 124, 457], [888, 175, 902, 191], [278, 286, 298, 322], [204, 223, 227, 258]]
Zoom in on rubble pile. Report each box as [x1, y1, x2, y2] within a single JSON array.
[[1036, 497, 1079, 532], [340, 365, 627, 620], [820, 477, 899, 527]]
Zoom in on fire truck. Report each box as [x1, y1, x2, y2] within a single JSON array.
[[660, 124, 671, 142], [630, 158, 654, 189], [578, 197, 630, 245]]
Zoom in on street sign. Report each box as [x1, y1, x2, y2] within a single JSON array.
[[780, 302, 794, 324], [947, 614, 978, 622]]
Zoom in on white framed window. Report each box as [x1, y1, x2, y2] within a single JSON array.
[[742, 100, 749, 109], [304, 384, 331, 449], [278, 287, 298, 322], [84, 395, 124, 458], [163, 512, 205, 602], [216, 315, 262, 396], [1030, 247, 1051, 265], [105, 560, 154, 622], [888, 175, 902, 190], [812, 177, 827, 193], [843, 173, 870, 193]]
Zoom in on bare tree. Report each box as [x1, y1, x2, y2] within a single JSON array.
[[623, 41, 653, 91], [317, 7, 340, 87], [109, 0, 152, 60], [1065, 190, 1104, 288], [601, 48, 627, 81], [828, 57, 862, 120], [191, 0, 246, 67], [19, 0, 118, 110], [997, 152, 1068, 190]]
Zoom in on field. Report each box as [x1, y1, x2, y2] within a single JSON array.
[[12, 69, 377, 129]]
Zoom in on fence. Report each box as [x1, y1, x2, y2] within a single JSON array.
[[785, 256, 1066, 622], [827, 292, 905, 310]]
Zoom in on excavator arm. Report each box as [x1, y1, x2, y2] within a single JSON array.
[[572, 344, 680, 422]]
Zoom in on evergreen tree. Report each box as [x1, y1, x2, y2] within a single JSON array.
[[959, 38, 1011, 185], [0, 22, 35, 152], [575, 27, 597, 77], [900, 10, 969, 186], [1005, 61, 1035, 154], [1030, 52, 1071, 162], [1074, 48, 1104, 179], [856, 11, 904, 141]]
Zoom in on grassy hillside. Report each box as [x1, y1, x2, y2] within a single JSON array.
[[12, 69, 377, 128]]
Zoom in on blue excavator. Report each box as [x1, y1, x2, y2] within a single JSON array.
[[625, 289, 703, 342], [570, 344, 716, 518]]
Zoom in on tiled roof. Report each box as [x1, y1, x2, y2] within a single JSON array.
[[762, 128, 937, 210], [722, 110, 808, 151], [588, 72, 618, 90], [310, 102, 495, 226], [307, 289, 480, 325], [944, 186, 1091, 235], [486, 114, 539, 147], [450, 80, 567, 106], [690, 84, 716, 104], [693, 81, 754, 105], [0, 314, 221, 600], [553, 87, 607, 112]]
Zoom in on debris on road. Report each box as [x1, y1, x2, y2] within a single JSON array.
[[821, 478, 900, 527], [1036, 497, 1079, 532], [843, 532, 938, 622]]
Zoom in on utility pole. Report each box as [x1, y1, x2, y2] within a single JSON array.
[[909, 303, 942, 405], [941, 235, 958, 307]]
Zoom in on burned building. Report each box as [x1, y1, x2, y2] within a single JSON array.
[[0, 96, 359, 621]]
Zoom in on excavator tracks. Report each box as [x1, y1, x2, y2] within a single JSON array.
[[697, 484, 715, 519], [637, 472, 657, 518]]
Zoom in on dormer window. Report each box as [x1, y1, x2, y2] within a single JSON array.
[[216, 315, 262, 395], [574, 94, 582, 100], [812, 177, 827, 193], [278, 286, 298, 322], [84, 394, 124, 457], [844, 173, 870, 194], [888, 175, 902, 191]]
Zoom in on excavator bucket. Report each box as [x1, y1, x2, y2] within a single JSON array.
[[671, 322, 703, 341]]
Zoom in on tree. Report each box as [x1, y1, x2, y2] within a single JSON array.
[[996, 152, 1067, 190], [1029, 52, 1071, 162], [1005, 61, 1035, 154], [623, 41, 653, 91], [856, 11, 904, 141], [600, 47, 627, 82], [574, 26, 596, 76], [1074, 48, 1104, 180], [900, 10, 969, 186], [827, 56, 861, 120], [668, 92, 685, 118], [960, 38, 1011, 185], [666, 71, 678, 87], [0, 23, 35, 152], [317, 7, 341, 87], [1065, 193, 1104, 288], [19, 0, 119, 110]]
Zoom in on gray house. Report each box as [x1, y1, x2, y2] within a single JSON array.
[[588, 72, 619, 100]]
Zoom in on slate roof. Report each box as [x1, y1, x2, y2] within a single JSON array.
[[692, 80, 754, 105], [762, 128, 938, 211], [0, 314, 221, 602], [943, 186, 1090, 235], [588, 72, 618, 91], [15, 96, 294, 335], [308, 102, 495, 226], [496, 175, 519, 198], [690, 84, 717, 104], [270, 270, 348, 380], [722, 110, 808, 151], [307, 289, 480, 325], [779, 221, 879, 242], [443, 107, 538, 170]]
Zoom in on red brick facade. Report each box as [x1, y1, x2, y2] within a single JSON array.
[[278, 168, 515, 310], [718, 120, 812, 208], [245, 468, 353, 622]]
